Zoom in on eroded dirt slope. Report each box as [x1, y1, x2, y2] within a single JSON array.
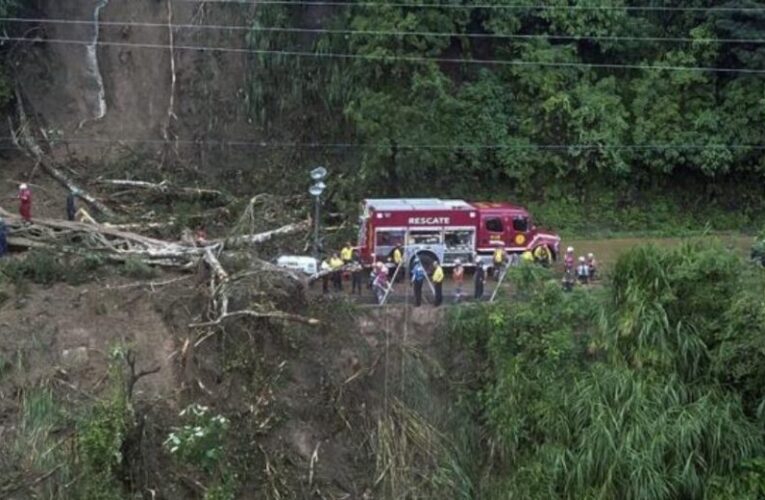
[[0, 269, 452, 499]]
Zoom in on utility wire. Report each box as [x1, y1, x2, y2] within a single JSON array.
[[3, 16, 764, 45], [3, 35, 765, 74], [2, 137, 764, 150], [173, 0, 765, 14]]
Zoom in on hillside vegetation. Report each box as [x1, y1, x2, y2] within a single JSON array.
[[249, 0, 765, 232], [449, 242, 765, 498]]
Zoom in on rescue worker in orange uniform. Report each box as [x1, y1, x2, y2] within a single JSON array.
[[18, 183, 32, 222]]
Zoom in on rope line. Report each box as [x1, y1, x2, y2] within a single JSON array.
[[3, 35, 765, 74], [3, 16, 764, 44], [173, 0, 765, 14], [3, 138, 765, 151]]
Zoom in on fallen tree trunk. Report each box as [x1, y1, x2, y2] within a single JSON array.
[[0, 207, 309, 264], [1, 206, 321, 331], [190, 309, 319, 328], [11, 86, 116, 218], [39, 160, 116, 217], [309, 263, 364, 282], [223, 219, 311, 248], [95, 179, 231, 203]]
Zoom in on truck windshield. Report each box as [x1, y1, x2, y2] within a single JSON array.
[[513, 217, 529, 232]]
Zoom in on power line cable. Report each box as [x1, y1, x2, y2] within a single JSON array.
[[3, 35, 765, 74], [172, 0, 765, 14], [2, 137, 765, 150], [3, 16, 764, 45]]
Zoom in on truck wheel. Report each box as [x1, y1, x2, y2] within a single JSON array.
[[411, 251, 437, 273]]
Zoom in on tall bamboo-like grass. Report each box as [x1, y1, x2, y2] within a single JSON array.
[[607, 242, 741, 380], [13, 387, 62, 471], [8, 386, 72, 499], [372, 342, 476, 499], [373, 399, 473, 500], [451, 241, 765, 498], [559, 367, 759, 499]]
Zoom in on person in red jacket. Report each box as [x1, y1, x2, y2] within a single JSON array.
[[18, 183, 32, 222]]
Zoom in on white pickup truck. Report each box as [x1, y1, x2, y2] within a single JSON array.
[[275, 255, 319, 275]]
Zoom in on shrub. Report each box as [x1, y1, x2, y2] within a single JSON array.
[[0, 250, 107, 286], [122, 257, 158, 280], [74, 349, 131, 499], [164, 403, 229, 473]]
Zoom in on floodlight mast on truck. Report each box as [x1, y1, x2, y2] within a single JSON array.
[[357, 198, 560, 269]]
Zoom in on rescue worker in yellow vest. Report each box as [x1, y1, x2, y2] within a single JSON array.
[[492, 245, 506, 280], [432, 261, 445, 307], [521, 250, 534, 264], [340, 242, 354, 264], [392, 244, 404, 282], [533, 245, 551, 267], [329, 253, 344, 292]]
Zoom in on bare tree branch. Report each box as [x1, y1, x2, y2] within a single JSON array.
[[190, 309, 319, 329]]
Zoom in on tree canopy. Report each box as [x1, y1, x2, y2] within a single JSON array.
[[249, 0, 765, 201]]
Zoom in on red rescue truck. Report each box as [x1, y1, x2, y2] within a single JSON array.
[[357, 198, 560, 268]]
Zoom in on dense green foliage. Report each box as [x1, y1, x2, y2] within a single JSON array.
[[0, 0, 22, 107], [249, 1, 765, 231], [450, 242, 765, 498]]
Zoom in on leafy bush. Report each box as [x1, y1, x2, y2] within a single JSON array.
[[164, 403, 229, 473]]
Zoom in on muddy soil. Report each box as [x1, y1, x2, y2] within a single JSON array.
[[0, 276, 180, 406]]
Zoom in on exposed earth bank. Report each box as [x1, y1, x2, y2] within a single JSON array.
[[0, 266, 459, 498]]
